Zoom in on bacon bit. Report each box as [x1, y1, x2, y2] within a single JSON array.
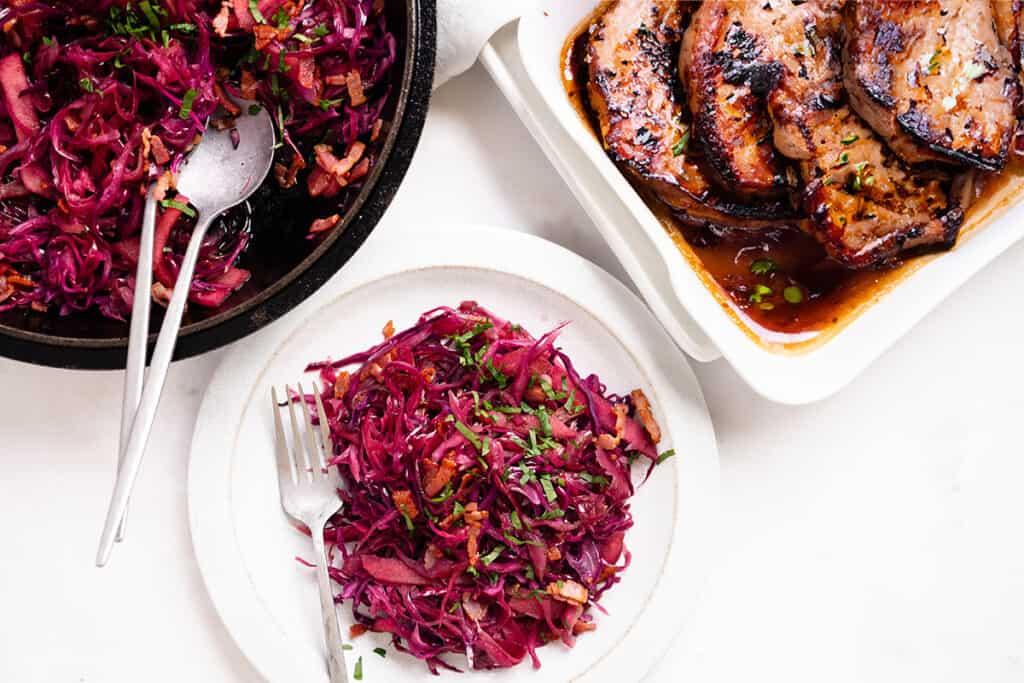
[[363, 362, 383, 380], [372, 0, 385, 14], [324, 73, 348, 86], [214, 82, 242, 116], [382, 320, 395, 339], [0, 285, 14, 304], [423, 452, 457, 497], [333, 371, 351, 399], [240, 70, 257, 99], [614, 403, 628, 441], [599, 564, 619, 582], [370, 119, 383, 142], [63, 113, 80, 132], [423, 543, 443, 571], [572, 620, 597, 635], [391, 489, 420, 521], [547, 580, 589, 606], [274, 152, 306, 189], [210, 116, 237, 131], [0, 145, 6, 154], [421, 366, 436, 383], [629, 389, 661, 444], [467, 526, 481, 567], [150, 136, 171, 165], [212, 0, 231, 37], [151, 282, 172, 307], [296, 56, 317, 90], [595, 433, 619, 450], [349, 624, 368, 639], [153, 171, 175, 202], [57, 197, 71, 214], [347, 157, 370, 183], [29, 300, 47, 312], [307, 166, 341, 198], [253, 24, 279, 50], [346, 70, 367, 106], [309, 214, 340, 235], [314, 142, 366, 185], [547, 547, 562, 561], [141, 128, 153, 161], [6, 273, 32, 288], [463, 501, 489, 526]]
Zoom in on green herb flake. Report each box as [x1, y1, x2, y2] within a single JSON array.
[[249, 0, 266, 24], [428, 482, 454, 503], [539, 508, 565, 520], [480, 545, 505, 566], [783, 285, 804, 304], [836, 151, 849, 167], [248, 104, 262, 116], [342, 644, 354, 651], [841, 134, 859, 145], [373, 647, 386, 658], [749, 258, 776, 275], [580, 472, 610, 487], [452, 501, 465, 518], [540, 475, 557, 503], [454, 420, 483, 452], [447, 602, 460, 613], [42, 36, 55, 46], [353, 655, 363, 680], [139, 1, 162, 30], [314, 22, 330, 36], [749, 283, 773, 304], [178, 88, 197, 120], [537, 407, 552, 437], [671, 128, 691, 157], [159, 198, 197, 218], [79, 78, 95, 93], [656, 449, 676, 465], [510, 510, 523, 530]]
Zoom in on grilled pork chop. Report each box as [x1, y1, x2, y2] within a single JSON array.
[[585, 0, 795, 228], [677, 0, 963, 267], [844, 0, 1018, 171], [679, 1, 789, 198], [994, 0, 1024, 69]]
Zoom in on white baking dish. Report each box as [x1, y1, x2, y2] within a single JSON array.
[[491, 1, 1024, 404]]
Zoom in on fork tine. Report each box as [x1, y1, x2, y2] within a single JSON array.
[[286, 384, 314, 482], [271, 386, 297, 486], [312, 384, 332, 472], [297, 382, 325, 477]]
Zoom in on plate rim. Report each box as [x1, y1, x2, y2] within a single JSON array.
[[188, 223, 720, 682]]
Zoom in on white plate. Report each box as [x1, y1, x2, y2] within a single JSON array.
[[499, 4, 1024, 404], [189, 224, 719, 683]]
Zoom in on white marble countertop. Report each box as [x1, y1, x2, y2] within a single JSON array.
[[2, 64, 1023, 683]]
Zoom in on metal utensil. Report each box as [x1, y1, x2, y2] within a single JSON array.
[[272, 383, 349, 683], [96, 102, 276, 566]]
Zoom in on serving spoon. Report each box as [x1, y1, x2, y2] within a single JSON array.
[[97, 101, 276, 566]]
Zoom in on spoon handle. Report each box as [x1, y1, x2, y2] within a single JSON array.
[[114, 189, 157, 543], [96, 210, 214, 567]]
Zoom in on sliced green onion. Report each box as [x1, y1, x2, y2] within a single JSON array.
[[373, 647, 386, 658], [540, 475, 557, 502], [783, 286, 804, 304], [656, 449, 676, 465], [480, 545, 505, 565], [178, 88, 197, 120], [249, 0, 266, 24], [454, 420, 483, 452], [159, 198, 197, 218], [353, 655, 363, 680]]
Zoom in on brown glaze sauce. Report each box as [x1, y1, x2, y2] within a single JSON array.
[[562, 18, 1024, 352]]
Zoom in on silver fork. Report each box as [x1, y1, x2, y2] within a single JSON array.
[[272, 383, 349, 683]]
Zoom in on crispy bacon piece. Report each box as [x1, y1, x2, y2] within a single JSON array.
[[391, 490, 419, 521], [333, 370, 351, 399], [349, 624, 368, 638], [314, 142, 367, 185], [273, 152, 306, 189], [346, 70, 367, 106], [309, 214, 340, 234], [629, 389, 661, 444], [212, 1, 231, 37], [240, 70, 257, 99], [547, 580, 589, 606], [467, 526, 481, 567], [422, 452, 457, 497], [382, 320, 395, 339]]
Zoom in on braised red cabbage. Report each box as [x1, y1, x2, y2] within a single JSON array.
[[304, 302, 672, 673], [0, 0, 395, 318]]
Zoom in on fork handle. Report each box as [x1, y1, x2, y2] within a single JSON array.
[[311, 525, 349, 683]]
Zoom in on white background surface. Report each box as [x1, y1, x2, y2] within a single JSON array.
[[2, 65, 1023, 683]]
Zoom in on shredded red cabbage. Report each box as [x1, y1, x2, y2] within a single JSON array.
[[0, 0, 396, 319], [303, 302, 671, 673]]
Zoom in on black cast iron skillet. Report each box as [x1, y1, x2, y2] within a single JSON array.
[[0, 0, 436, 370]]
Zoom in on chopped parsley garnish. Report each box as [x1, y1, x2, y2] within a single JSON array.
[[319, 97, 344, 111], [314, 22, 330, 36], [539, 508, 565, 520], [159, 198, 197, 218], [510, 510, 523, 530], [373, 647, 387, 658], [656, 449, 676, 465], [835, 151, 849, 167], [749, 283, 773, 304], [480, 545, 505, 565], [671, 128, 691, 157], [178, 88, 197, 120], [249, 0, 266, 24], [749, 258, 776, 275], [42, 36, 54, 46], [428, 482, 454, 503], [504, 533, 544, 547], [454, 420, 483, 452], [540, 475, 557, 503], [841, 134, 859, 145], [580, 472, 610, 487], [342, 644, 354, 651], [79, 78, 95, 93], [248, 103, 262, 116], [537, 407, 552, 437]]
